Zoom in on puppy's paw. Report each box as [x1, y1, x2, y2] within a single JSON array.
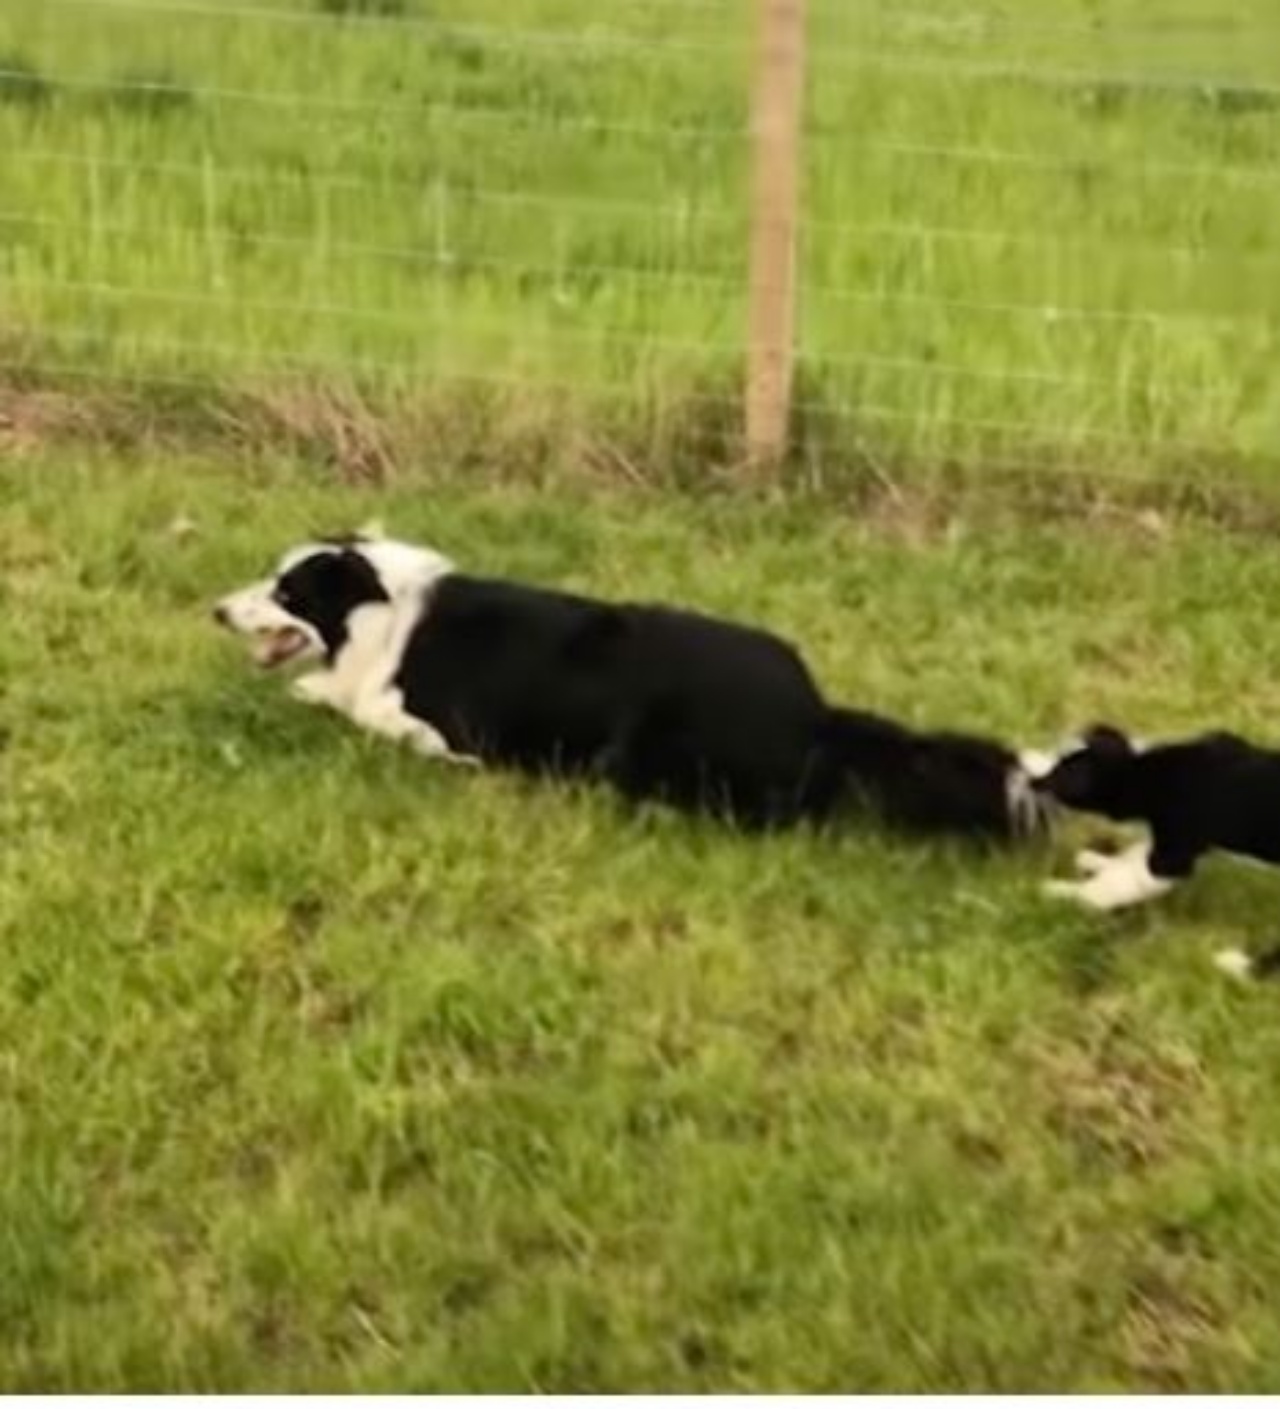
[[1074, 848, 1113, 877], [1214, 948, 1254, 982]]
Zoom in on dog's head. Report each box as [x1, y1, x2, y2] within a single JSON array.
[[213, 529, 454, 668], [1031, 724, 1141, 819]]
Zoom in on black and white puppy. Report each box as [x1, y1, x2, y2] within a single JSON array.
[[214, 531, 1049, 840], [1034, 723, 1280, 974]]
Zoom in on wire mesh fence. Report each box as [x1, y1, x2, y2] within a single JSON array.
[[0, 0, 1277, 483]]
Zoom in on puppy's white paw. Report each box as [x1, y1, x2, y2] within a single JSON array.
[[1074, 848, 1113, 877], [1214, 948, 1254, 982]]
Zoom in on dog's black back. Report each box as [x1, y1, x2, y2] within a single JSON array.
[[394, 574, 1028, 837], [395, 575, 831, 826]]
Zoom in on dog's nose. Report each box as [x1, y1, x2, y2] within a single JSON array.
[[212, 603, 231, 628]]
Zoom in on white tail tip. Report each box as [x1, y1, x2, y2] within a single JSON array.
[[1017, 748, 1059, 781]]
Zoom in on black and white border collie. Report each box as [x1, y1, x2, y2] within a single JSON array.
[[214, 531, 1049, 842], [1033, 723, 1280, 977]]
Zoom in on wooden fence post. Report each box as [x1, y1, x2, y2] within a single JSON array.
[[745, 0, 807, 471]]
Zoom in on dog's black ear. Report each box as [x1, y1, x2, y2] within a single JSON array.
[[1082, 723, 1133, 759], [1038, 748, 1105, 808], [1038, 725, 1135, 812]]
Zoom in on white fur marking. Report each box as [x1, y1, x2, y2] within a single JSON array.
[[303, 546, 474, 766], [1006, 766, 1051, 836], [291, 671, 345, 708], [1017, 748, 1060, 781], [350, 687, 478, 765], [1043, 841, 1174, 912], [355, 540, 454, 601], [1214, 948, 1255, 981], [315, 597, 475, 763]]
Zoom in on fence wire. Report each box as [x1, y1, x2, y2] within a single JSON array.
[[0, 0, 1276, 478]]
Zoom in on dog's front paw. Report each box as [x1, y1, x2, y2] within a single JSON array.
[[291, 672, 340, 708], [1074, 848, 1114, 877], [409, 729, 481, 768]]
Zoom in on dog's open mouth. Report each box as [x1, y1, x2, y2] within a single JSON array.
[[252, 626, 310, 669]]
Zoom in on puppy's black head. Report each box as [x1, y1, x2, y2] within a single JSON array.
[[1034, 724, 1139, 819], [272, 548, 390, 660]]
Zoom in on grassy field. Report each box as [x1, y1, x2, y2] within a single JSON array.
[[7, 446, 1280, 1390], [4, 0, 1280, 1393], [0, 0, 1278, 478]]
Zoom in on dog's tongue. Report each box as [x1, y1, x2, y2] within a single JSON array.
[[253, 627, 308, 668]]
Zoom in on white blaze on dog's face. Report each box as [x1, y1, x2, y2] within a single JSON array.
[[213, 543, 330, 669], [212, 534, 454, 669]]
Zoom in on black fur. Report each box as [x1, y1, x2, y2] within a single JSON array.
[[387, 573, 1036, 839], [273, 549, 388, 661], [1247, 945, 1280, 980], [1035, 723, 1280, 880]]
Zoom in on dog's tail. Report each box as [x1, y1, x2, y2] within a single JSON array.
[[823, 707, 1053, 842]]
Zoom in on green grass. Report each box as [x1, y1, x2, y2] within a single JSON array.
[[8, 446, 1280, 1389], [3, 0, 1280, 1389], [0, 0, 1278, 477]]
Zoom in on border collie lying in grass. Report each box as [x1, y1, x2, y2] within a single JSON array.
[[1033, 724, 1280, 978], [213, 531, 1048, 842]]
